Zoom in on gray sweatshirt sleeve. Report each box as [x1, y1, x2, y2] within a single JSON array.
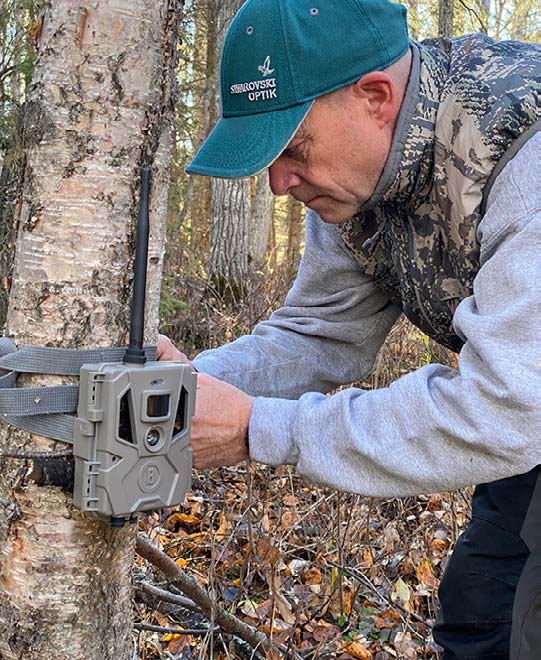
[[247, 133, 541, 496], [193, 212, 400, 397]]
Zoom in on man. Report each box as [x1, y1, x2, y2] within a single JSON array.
[[159, 0, 540, 657]]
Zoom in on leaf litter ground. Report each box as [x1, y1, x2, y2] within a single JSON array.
[[135, 462, 471, 659]]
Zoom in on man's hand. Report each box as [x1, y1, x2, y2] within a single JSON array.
[[191, 373, 254, 469], [157, 335, 253, 469], [157, 334, 194, 368]]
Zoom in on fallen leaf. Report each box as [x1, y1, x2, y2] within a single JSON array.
[[255, 598, 274, 620], [283, 494, 298, 506], [373, 608, 401, 629], [167, 634, 191, 654], [383, 523, 400, 551], [431, 538, 448, 552], [240, 599, 259, 618], [261, 513, 271, 532], [394, 632, 418, 658], [257, 538, 281, 566], [165, 512, 202, 530], [378, 608, 401, 623], [280, 510, 299, 529], [301, 566, 322, 584], [215, 511, 228, 541], [313, 623, 341, 642], [434, 529, 449, 541], [416, 558, 439, 588], [268, 571, 295, 625], [391, 577, 412, 610], [343, 583, 354, 616], [342, 639, 373, 659], [361, 547, 374, 568], [187, 495, 203, 516], [427, 494, 442, 511]]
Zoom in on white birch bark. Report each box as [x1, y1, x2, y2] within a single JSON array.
[[0, 1, 182, 657]]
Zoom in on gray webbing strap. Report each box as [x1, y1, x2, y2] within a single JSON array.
[[0, 384, 79, 416], [4, 413, 77, 444], [0, 338, 158, 444], [0, 344, 157, 374], [481, 120, 541, 216]]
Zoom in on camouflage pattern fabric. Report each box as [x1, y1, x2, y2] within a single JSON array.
[[337, 35, 540, 352]]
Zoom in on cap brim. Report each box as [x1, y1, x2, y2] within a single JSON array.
[[186, 101, 314, 179]]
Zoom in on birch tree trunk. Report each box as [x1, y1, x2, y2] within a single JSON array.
[[0, 1, 182, 657], [248, 170, 274, 271], [438, 0, 455, 37], [188, 0, 214, 254], [207, 0, 249, 292]]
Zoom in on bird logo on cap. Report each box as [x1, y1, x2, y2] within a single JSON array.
[[258, 56, 275, 77]]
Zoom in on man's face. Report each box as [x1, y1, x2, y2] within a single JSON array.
[[267, 85, 394, 224]]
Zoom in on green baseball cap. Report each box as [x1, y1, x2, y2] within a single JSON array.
[[186, 0, 409, 179]]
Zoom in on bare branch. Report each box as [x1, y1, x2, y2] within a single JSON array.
[[134, 622, 217, 635], [140, 580, 199, 611], [457, 0, 489, 32], [0, 448, 72, 459]]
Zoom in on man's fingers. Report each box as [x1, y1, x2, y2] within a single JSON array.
[[157, 334, 174, 359], [157, 334, 193, 367]]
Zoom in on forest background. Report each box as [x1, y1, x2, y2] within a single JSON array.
[[0, 0, 539, 658]]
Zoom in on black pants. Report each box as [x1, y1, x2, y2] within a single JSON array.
[[433, 466, 541, 659]]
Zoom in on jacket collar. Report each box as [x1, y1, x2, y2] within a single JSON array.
[[361, 42, 449, 212]]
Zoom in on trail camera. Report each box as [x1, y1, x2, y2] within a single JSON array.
[[73, 167, 196, 526]]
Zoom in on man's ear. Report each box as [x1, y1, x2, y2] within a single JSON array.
[[350, 72, 396, 128]]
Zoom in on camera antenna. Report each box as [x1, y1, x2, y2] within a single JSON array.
[[124, 165, 151, 365]]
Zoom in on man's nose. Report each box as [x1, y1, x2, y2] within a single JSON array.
[[268, 158, 303, 196]]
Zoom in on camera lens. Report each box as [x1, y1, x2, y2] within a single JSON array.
[[146, 428, 161, 447]]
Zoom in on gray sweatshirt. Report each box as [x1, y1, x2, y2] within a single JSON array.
[[193, 133, 541, 497]]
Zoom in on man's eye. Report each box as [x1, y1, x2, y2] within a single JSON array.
[[283, 146, 297, 158]]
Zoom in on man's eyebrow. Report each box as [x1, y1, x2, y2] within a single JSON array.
[[286, 131, 311, 150], [287, 121, 311, 144]]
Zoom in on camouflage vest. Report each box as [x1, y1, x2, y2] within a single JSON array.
[[337, 35, 540, 352]]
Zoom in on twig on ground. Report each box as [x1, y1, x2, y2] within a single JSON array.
[[0, 448, 72, 459], [140, 580, 199, 611], [239, 459, 255, 592], [134, 622, 217, 635]]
